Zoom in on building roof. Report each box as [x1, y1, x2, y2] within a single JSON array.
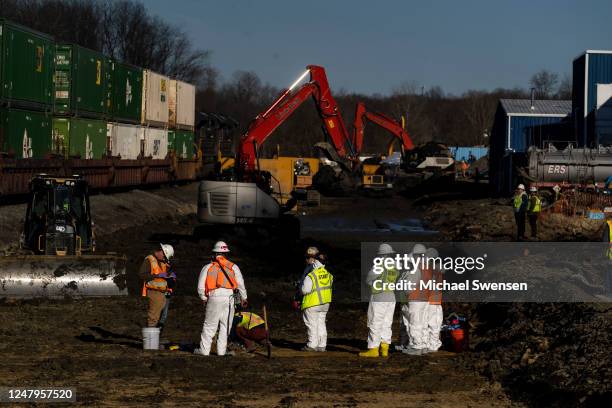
[[500, 99, 572, 116]]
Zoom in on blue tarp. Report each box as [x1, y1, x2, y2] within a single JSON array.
[[449, 147, 488, 162]]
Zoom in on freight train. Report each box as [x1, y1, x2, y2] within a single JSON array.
[[0, 19, 202, 197]]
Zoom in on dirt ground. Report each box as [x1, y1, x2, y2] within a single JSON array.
[[0, 182, 609, 406]]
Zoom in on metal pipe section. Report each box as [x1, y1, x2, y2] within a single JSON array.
[[528, 145, 612, 184], [0, 255, 127, 298]]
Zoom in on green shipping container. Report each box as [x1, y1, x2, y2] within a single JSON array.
[[112, 61, 142, 123], [0, 20, 55, 109], [54, 44, 112, 117], [168, 130, 194, 159], [0, 108, 52, 158], [52, 117, 107, 159]]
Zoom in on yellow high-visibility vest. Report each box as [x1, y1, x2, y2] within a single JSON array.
[[236, 312, 265, 330], [301, 267, 333, 310], [529, 195, 541, 213], [371, 266, 398, 294]]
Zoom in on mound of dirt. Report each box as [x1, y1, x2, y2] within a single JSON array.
[[422, 198, 603, 241], [470, 303, 611, 406]]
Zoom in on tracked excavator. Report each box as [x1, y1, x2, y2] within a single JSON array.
[[198, 65, 360, 226], [352, 101, 415, 192], [0, 175, 127, 297]]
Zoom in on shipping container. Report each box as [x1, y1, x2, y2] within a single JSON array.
[[54, 44, 112, 117], [107, 122, 143, 160], [0, 20, 55, 109], [112, 62, 142, 123], [141, 70, 169, 127], [572, 50, 612, 146], [143, 127, 168, 159], [168, 129, 195, 159], [0, 108, 52, 158], [168, 79, 195, 130], [52, 117, 106, 159]]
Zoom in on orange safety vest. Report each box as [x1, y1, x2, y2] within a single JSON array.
[[408, 268, 443, 304], [428, 269, 443, 305], [204, 256, 238, 296], [142, 255, 169, 296], [408, 268, 432, 302]]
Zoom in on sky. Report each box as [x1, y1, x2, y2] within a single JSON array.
[[146, 0, 612, 95]]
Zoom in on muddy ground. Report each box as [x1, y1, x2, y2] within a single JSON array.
[[0, 182, 609, 406]]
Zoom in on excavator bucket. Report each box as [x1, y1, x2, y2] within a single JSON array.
[[0, 255, 128, 298]]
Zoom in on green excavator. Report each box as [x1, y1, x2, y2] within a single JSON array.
[[0, 175, 127, 297]]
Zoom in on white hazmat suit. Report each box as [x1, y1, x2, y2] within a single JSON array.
[[196, 257, 247, 356], [301, 259, 329, 350], [365, 259, 396, 349]]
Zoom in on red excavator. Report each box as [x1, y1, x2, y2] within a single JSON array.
[[198, 65, 365, 226], [352, 101, 414, 156], [197, 66, 412, 226], [236, 65, 357, 178]]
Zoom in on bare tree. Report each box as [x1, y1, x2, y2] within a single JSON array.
[[555, 74, 572, 100], [530, 70, 559, 99]]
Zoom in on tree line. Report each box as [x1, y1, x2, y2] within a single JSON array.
[[1, 0, 572, 157]]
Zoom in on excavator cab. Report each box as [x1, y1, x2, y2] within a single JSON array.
[[22, 176, 94, 256]]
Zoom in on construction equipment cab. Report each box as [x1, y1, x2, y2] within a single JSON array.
[[21, 175, 94, 256]]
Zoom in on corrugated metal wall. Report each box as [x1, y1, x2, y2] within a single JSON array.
[[573, 51, 612, 146], [572, 55, 586, 145], [490, 101, 571, 195]]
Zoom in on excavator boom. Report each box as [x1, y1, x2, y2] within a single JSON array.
[[353, 101, 414, 155], [238, 65, 355, 174]]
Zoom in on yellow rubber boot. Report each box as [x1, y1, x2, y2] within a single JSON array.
[[380, 343, 390, 357], [359, 347, 380, 357]]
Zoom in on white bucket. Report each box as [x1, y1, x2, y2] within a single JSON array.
[[142, 327, 161, 350]]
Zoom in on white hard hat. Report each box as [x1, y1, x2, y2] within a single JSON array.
[[377, 243, 395, 255], [529, 186, 537, 192], [213, 241, 230, 253], [160, 243, 174, 260], [412, 243, 427, 255], [306, 246, 319, 257], [517, 184, 525, 190], [425, 247, 439, 258]]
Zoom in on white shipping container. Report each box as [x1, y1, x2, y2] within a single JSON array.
[[142, 70, 169, 127], [107, 123, 143, 160], [143, 127, 168, 159], [168, 79, 196, 130], [168, 80, 177, 127]]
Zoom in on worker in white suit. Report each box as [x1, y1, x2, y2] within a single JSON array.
[[401, 243, 429, 355], [360, 243, 399, 358], [301, 247, 333, 352], [423, 247, 443, 353], [195, 241, 247, 356]]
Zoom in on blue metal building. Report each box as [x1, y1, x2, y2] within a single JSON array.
[[572, 50, 612, 146], [490, 99, 572, 195]]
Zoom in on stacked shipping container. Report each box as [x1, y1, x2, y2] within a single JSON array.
[[0, 18, 195, 165]]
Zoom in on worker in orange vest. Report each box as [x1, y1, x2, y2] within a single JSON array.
[[423, 247, 443, 354], [195, 241, 248, 356], [139, 243, 175, 327], [397, 243, 427, 354]]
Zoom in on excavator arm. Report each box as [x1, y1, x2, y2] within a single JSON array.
[[353, 101, 414, 155], [237, 65, 355, 175]]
